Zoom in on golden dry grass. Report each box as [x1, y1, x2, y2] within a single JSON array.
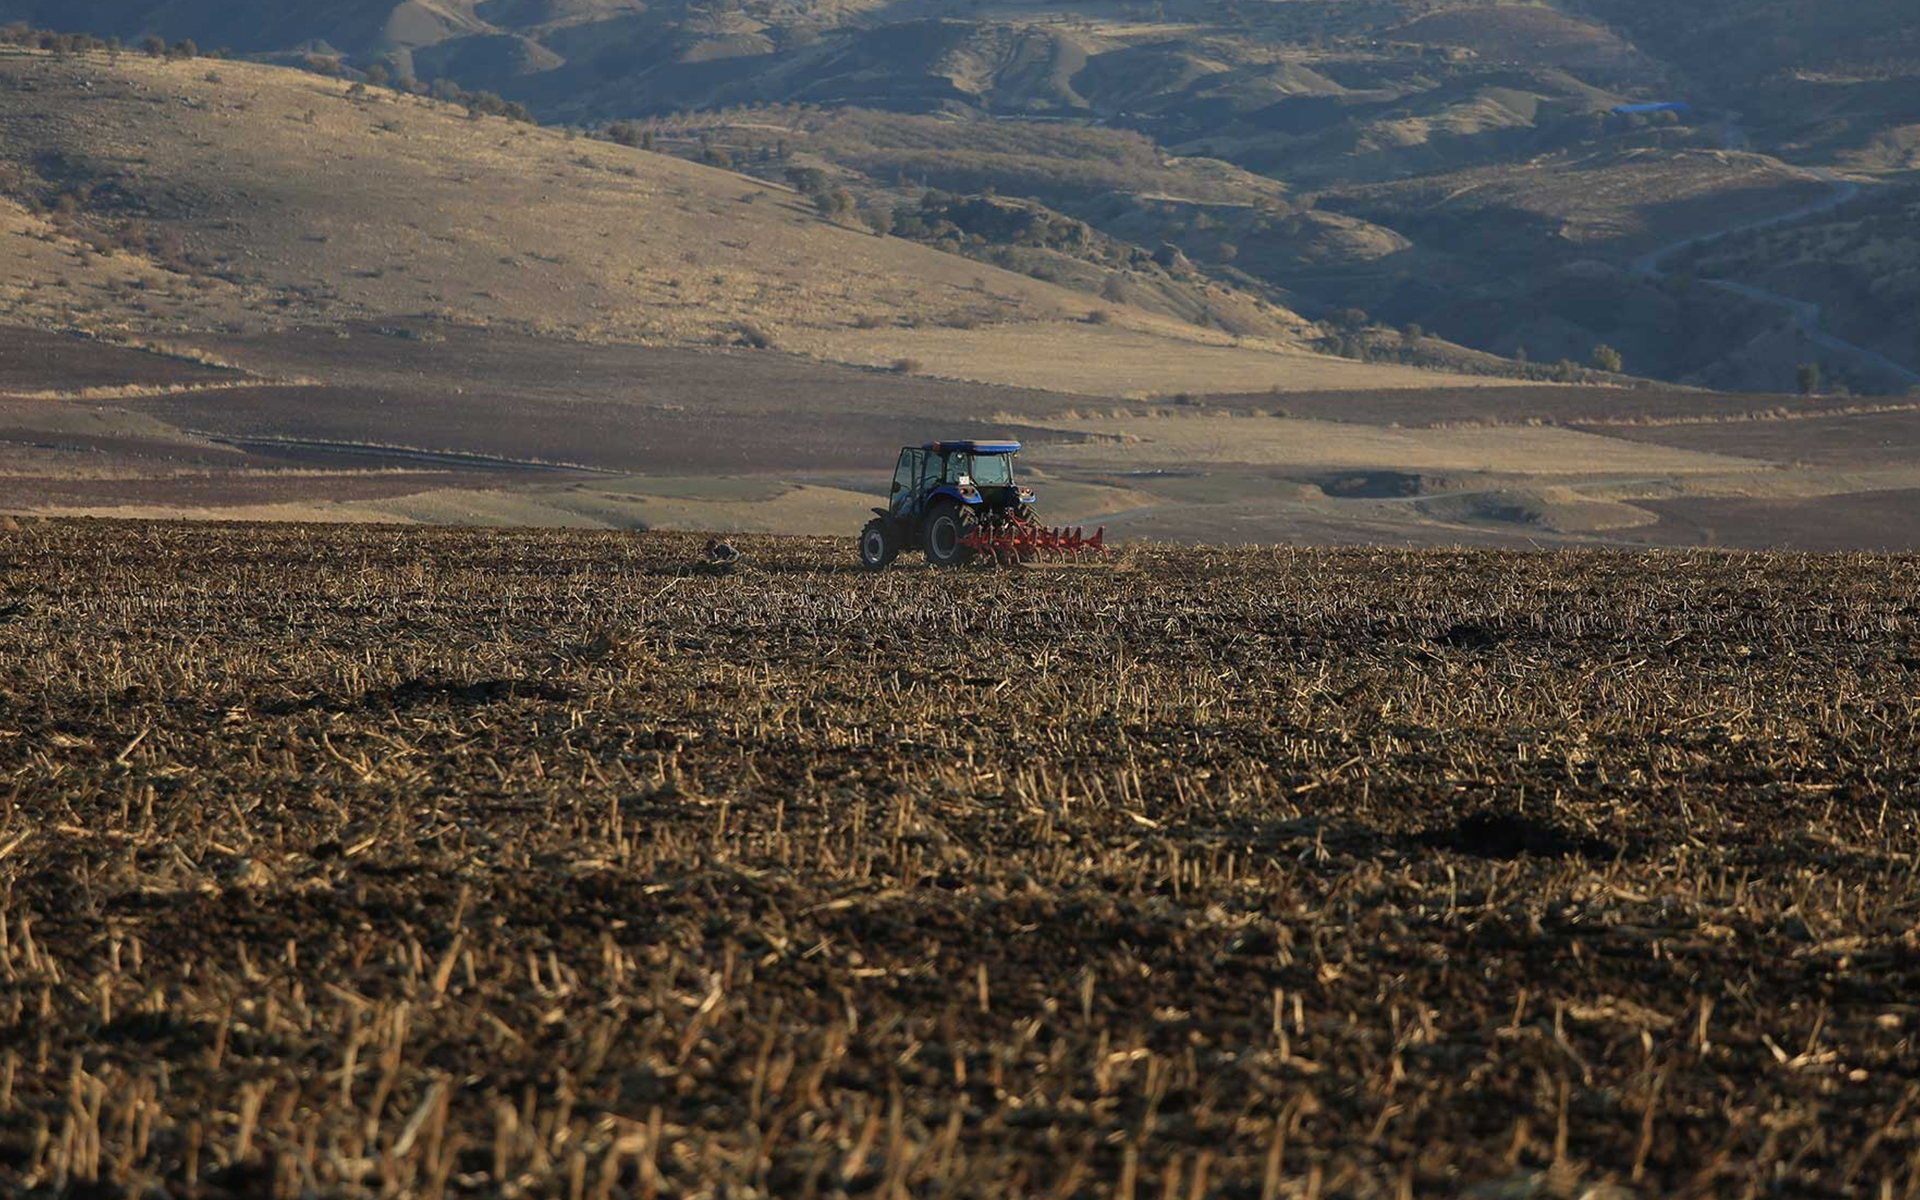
[[791, 321, 1529, 396], [1018, 411, 1770, 474], [0, 48, 1494, 396]]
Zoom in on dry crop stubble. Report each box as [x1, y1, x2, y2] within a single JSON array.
[[0, 522, 1917, 1197]]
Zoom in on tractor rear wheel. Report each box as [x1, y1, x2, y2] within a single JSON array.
[[858, 519, 897, 570], [923, 502, 974, 567]]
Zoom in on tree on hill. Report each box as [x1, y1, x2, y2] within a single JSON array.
[[786, 167, 829, 197], [140, 36, 165, 57], [814, 188, 854, 218], [1591, 343, 1624, 373], [1797, 362, 1822, 395]]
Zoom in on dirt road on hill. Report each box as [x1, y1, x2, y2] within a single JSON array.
[[1635, 164, 1920, 389]]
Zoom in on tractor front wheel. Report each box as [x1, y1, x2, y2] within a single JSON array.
[[923, 503, 974, 567], [858, 518, 898, 570]]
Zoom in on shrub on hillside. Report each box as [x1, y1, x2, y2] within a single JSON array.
[[785, 167, 829, 197]]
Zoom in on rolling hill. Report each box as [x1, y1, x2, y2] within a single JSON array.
[[7, 1, 1920, 394], [0, 10, 1917, 547], [0, 44, 1456, 397]]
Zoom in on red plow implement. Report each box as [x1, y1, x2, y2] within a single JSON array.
[[959, 522, 1108, 565]]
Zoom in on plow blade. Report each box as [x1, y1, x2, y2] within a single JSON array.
[[959, 524, 1108, 565]]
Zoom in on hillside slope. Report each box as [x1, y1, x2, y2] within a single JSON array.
[[0, 47, 1482, 396], [8, 3, 1920, 392]]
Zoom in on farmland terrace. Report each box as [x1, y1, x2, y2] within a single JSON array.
[[1, 521, 1917, 1197]]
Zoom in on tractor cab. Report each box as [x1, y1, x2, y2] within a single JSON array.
[[887, 442, 1032, 524]]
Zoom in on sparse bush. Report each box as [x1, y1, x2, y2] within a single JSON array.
[[1797, 362, 1822, 395], [1591, 343, 1624, 374], [889, 357, 922, 374], [813, 188, 854, 218], [733, 323, 774, 349], [785, 167, 829, 197]]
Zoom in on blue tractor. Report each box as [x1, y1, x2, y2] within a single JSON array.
[[859, 440, 1039, 569]]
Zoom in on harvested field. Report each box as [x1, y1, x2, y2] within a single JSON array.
[[4, 522, 1918, 1197], [1022, 412, 1763, 474], [1639, 487, 1920, 551], [789, 324, 1500, 397], [1583, 409, 1920, 469], [0, 330, 237, 395], [1197, 385, 1898, 430]]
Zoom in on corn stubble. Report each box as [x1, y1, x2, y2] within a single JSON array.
[[1, 522, 1916, 1198]]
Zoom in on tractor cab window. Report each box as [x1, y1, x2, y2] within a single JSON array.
[[893, 449, 924, 497], [942, 453, 970, 484], [969, 455, 1013, 487]]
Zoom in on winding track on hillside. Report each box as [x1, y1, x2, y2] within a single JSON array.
[[1632, 161, 1920, 389]]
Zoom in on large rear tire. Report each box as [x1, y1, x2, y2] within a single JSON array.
[[923, 502, 974, 567], [858, 519, 897, 570]]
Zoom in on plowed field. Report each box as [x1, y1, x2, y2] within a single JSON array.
[[2, 521, 1916, 1198]]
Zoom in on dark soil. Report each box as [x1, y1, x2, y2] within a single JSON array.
[[1, 522, 1916, 1198]]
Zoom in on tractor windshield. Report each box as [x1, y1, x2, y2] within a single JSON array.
[[967, 454, 1014, 487]]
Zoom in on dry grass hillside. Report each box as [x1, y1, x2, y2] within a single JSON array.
[[0, 46, 1479, 396], [0, 44, 1916, 547]]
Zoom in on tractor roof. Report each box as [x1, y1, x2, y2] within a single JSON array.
[[920, 440, 1021, 455]]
